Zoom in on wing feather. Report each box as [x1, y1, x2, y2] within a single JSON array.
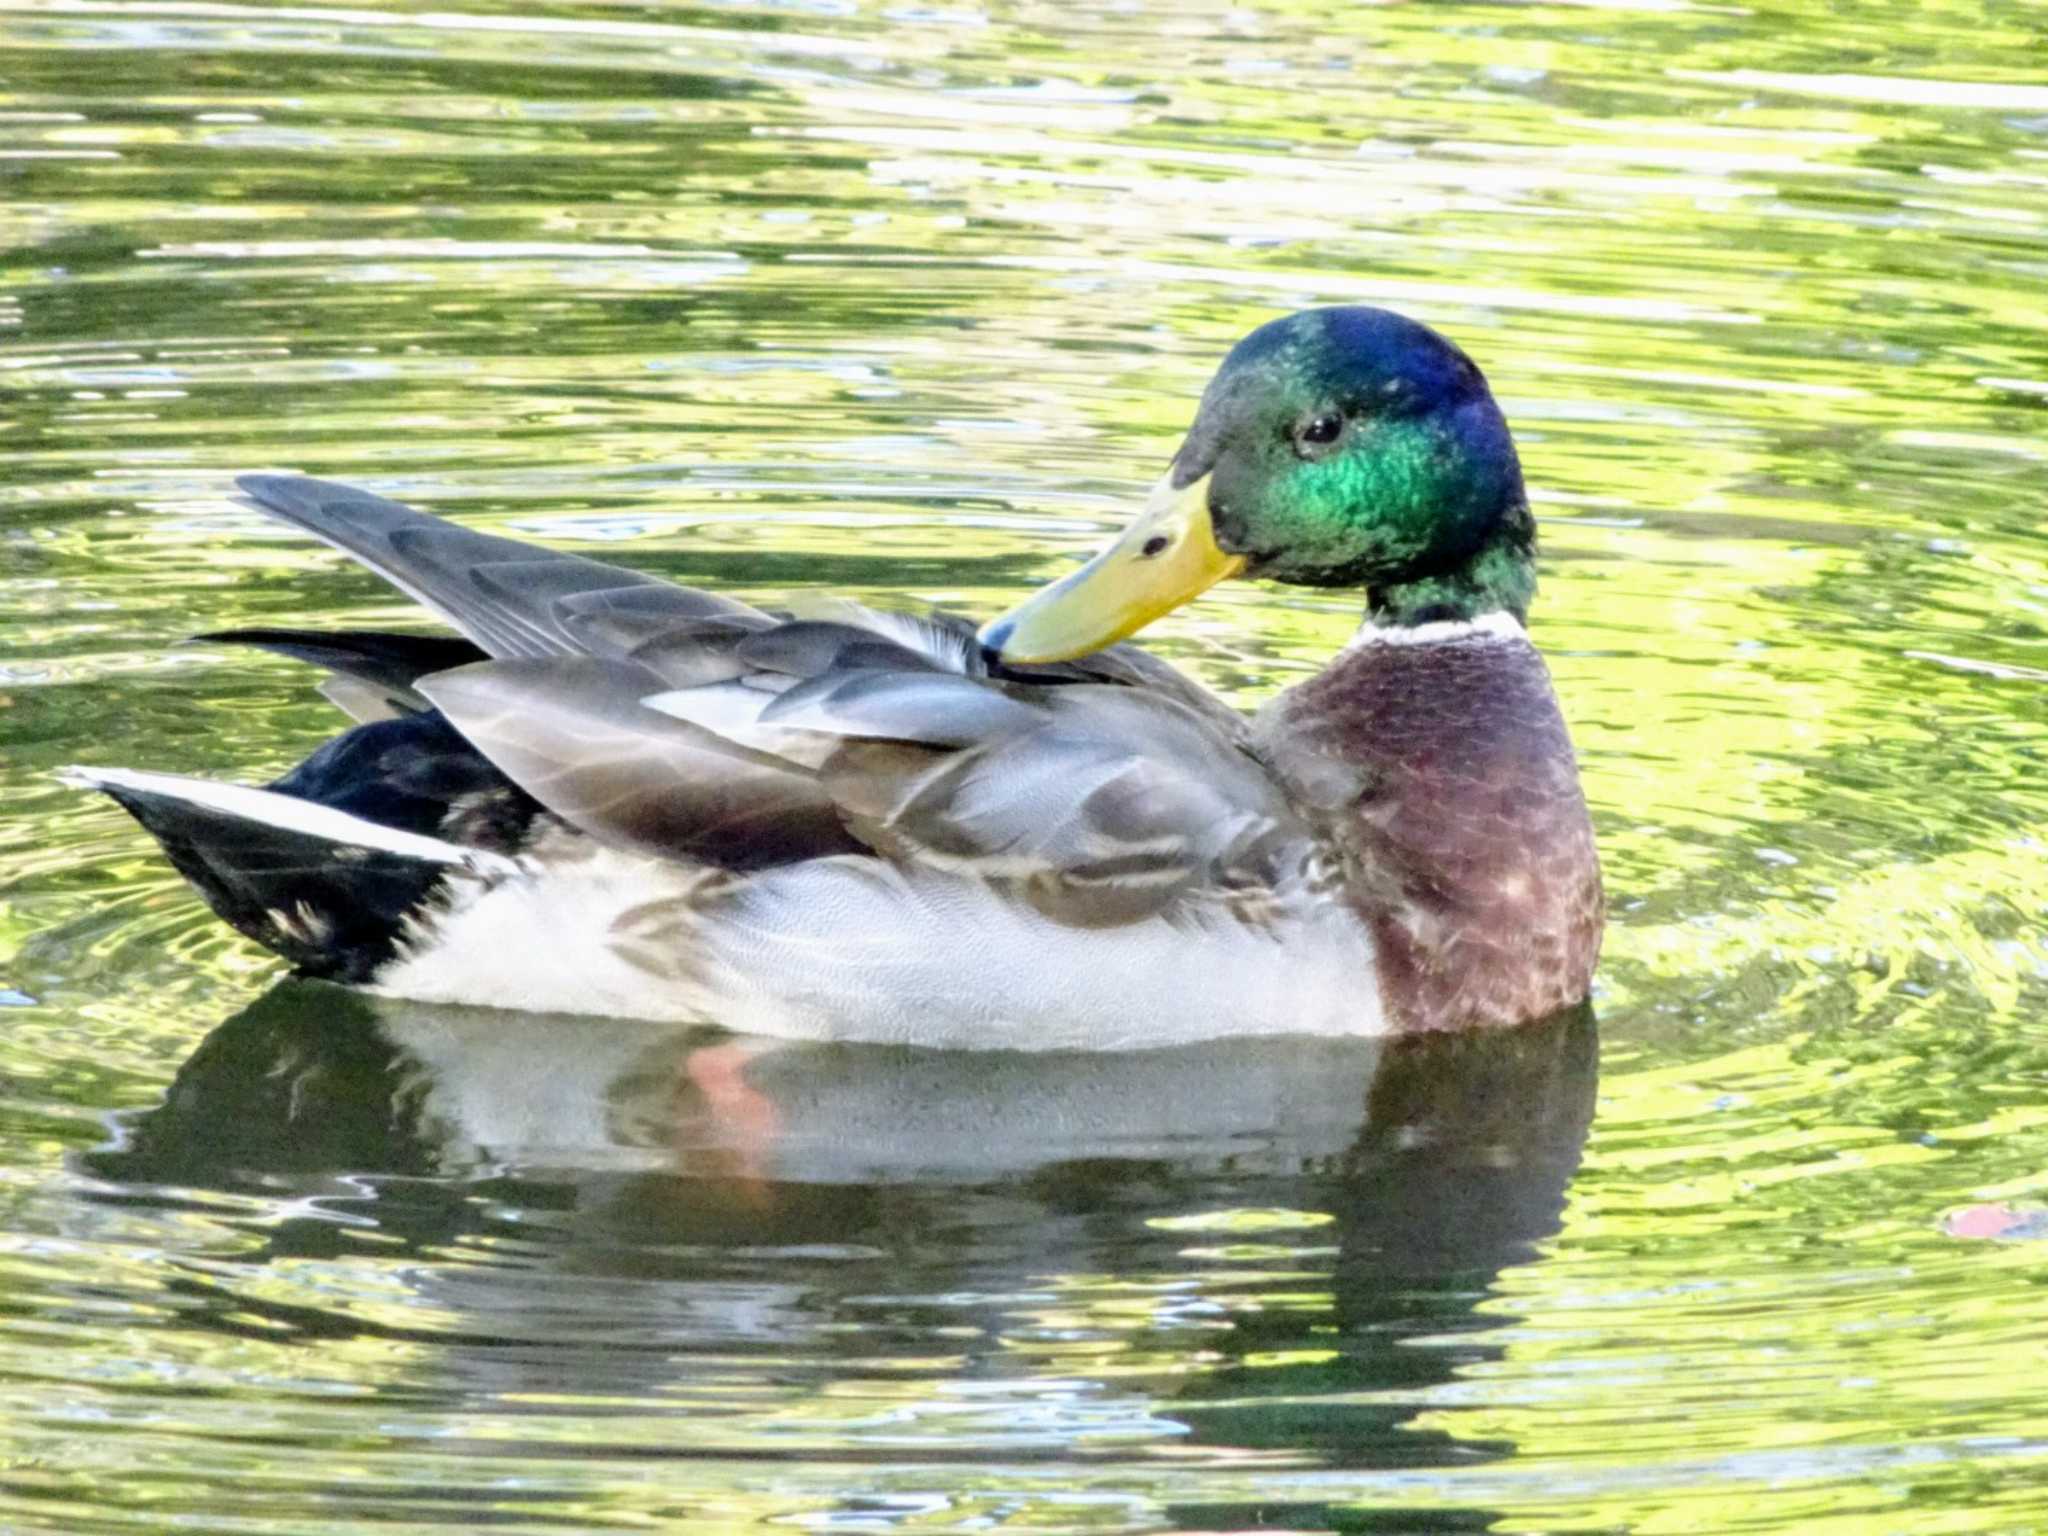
[[758, 669, 1045, 747], [229, 474, 1288, 914], [416, 658, 858, 868], [757, 682, 1303, 924], [197, 627, 487, 715], [234, 474, 770, 661]]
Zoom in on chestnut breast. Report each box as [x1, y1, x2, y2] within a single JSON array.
[[1253, 622, 1603, 1032]]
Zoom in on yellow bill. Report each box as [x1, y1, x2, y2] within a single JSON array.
[[977, 472, 1246, 664]]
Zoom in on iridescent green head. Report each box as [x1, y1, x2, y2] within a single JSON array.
[[1179, 306, 1533, 621], [981, 307, 1537, 664]]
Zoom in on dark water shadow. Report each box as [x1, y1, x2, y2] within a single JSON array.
[[82, 984, 1597, 1524]]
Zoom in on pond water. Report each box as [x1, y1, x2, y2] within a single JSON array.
[[4, 0, 2048, 1530]]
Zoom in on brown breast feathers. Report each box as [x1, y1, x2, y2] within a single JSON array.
[[1254, 622, 1603, 1033]]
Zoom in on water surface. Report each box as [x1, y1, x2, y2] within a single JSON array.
[[4, 0, 2048, 1530]]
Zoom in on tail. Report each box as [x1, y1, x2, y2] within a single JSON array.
[[61, 766, 515, 982]]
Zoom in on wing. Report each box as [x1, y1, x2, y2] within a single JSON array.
[[233, 474, 772, 661], [406, 617, 1285, 901], [233, 474, 1243, 712], [652, 653, 1305, 924], [817, 685, 1307, 925], [415, 657, 861, 869], [231, 474, 1270, 895]]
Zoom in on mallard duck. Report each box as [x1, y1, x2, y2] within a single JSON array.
[[67, 307, 1602, 1048]]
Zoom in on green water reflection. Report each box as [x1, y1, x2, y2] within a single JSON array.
[[3, 0, 2048, 1530]]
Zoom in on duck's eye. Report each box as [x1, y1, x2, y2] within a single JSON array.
[[1295, 412, 1344, 455]]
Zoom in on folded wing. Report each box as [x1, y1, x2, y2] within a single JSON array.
[[233, 474, 1292, 915], [795, 682, 1308, 925]]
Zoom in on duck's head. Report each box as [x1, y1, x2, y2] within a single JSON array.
[[980, 306, 1536, 665]]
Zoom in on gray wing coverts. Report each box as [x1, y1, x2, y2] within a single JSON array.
[[235, 474, 1289, 918], [800, 682, 1307, 923], [415, 659, 861, 869]]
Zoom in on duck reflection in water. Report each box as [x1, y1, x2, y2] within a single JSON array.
[[87, 987, 1595, 1483]]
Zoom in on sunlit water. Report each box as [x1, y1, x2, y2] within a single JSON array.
[[3, 1, 2047, 1530]]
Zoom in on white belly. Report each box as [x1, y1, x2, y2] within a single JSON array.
[[370, 846, 1387, 1050]]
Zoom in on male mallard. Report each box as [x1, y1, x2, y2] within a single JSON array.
[[67, 307, 1602, 1048]]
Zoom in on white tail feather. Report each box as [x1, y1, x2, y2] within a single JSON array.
[[60, 766, 516, 874]]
